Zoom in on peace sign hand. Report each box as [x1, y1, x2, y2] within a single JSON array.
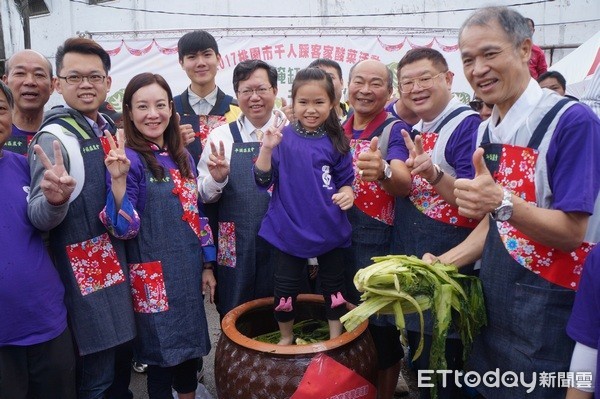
[[33, 140, 76, 205], [104, 129, 130, 180], [401, 129, 436, 181], [260, 109, 286, 150], [207, 140, 229, 183]]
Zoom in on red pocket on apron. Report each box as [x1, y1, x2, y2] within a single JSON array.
[[129, 261, 169, 313], [66, 232, 126, 296], [217, 221, 236, 268], [291, 354, 376, 399]]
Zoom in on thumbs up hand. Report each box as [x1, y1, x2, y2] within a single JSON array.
[[454, 147, 504, 220], [356, 136, 385, 181]]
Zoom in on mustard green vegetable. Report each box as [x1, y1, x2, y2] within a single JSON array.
[[340, 255, 486, 398]]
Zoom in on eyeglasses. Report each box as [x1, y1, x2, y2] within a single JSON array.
[[399, 71, 447, 93], [57, 74, 106, 85], [469, 99, 494, 112], [237, 86, 272, 98]]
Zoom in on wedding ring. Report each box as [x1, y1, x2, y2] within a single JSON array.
[[358, 169, 364, 177]]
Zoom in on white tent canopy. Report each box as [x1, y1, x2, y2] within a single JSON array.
[[550, 30, 600, 98]]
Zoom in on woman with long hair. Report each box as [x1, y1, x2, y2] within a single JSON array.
[[100, 73, 216, 399]]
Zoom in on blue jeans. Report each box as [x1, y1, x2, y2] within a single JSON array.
[[76, 347, 116, 399]]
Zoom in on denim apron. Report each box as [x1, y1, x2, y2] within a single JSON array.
[[41, 120, 135, 356], [174, 88, 239, 164], [342, 112, 399, 305], [468, 98, 595, 399], [175, 89, 241, 251], [400, 107, 478, 336], [3, 136, 29, 156], [125, 154, 210, 367], [215, 122, 274, 317]]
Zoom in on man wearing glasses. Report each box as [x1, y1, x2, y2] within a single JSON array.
[[198, 59, 279, 319], [27, 37, 135, 399], [394, 47, 481, 399]]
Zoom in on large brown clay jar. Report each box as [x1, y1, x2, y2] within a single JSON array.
[[215, 294, 377, 399]]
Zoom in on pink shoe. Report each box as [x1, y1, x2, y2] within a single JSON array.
[[330, 292, 347, 308], [275, 297, 293, 312]]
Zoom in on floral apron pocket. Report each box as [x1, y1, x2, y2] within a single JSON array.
[[217, 221, 236, 268], [129, 261, 169, 313], [66, 232, 126, 296]]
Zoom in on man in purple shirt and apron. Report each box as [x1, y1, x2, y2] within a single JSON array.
[[343, 59, 413, 398], [434, 7, 600, 398]]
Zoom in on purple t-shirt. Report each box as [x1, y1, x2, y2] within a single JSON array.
[[567, 245, 600, 395], [258, 126, 354, 258], [545, 104, 600, 214], [384, 100, 400, 120], [11, 124, 36, 137], [444, 114, 481, 179], [0, 151, 67, 346], [352, 119, 411, 162]]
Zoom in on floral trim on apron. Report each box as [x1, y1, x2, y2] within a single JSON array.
[[484, 143, 595, 290], [197, 115, 227, 149], [350, 139, 394, 225], [217, 221, 237, 268], [66, 232, 126, 296], [409, 133, 477, 228], [129, 260, 169, 313], [170, 169, 214, 245]]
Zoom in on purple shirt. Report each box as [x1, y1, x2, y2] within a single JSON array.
[[258, 126, 354, 258], [384, 100, 400, 120], [352, 119, 411, 162], [0, 151, 67, 346], [11, 124, 36, 137], [545, 104, 600, 214], [445, 114, 480, 179], [567, 245, 600, 395]]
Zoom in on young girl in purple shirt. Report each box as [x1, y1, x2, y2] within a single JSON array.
[[254, 68, 354, 345]]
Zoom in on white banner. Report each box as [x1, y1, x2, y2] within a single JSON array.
[[99, 35, 473, 113]]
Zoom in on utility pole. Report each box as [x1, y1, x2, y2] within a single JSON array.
[[20, 0, 31, 49]]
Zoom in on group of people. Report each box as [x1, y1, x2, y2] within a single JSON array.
[[1, 5, 600, 399]]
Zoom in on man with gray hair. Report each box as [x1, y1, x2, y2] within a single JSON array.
[[2, 50, 53, 154], [343, 59, 412, 398], [432, 6, 600, 398]]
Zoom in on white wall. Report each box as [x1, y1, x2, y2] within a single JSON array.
[[2, 0, 598, 106], [4, 0, 597, 61]]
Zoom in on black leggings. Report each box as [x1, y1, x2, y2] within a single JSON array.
[[273, 246, 347, 322], [146, 358, 198, 399]]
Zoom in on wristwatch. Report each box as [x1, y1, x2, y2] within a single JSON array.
[[379, 160, 392, 181], [491, 187, 513, 222]]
